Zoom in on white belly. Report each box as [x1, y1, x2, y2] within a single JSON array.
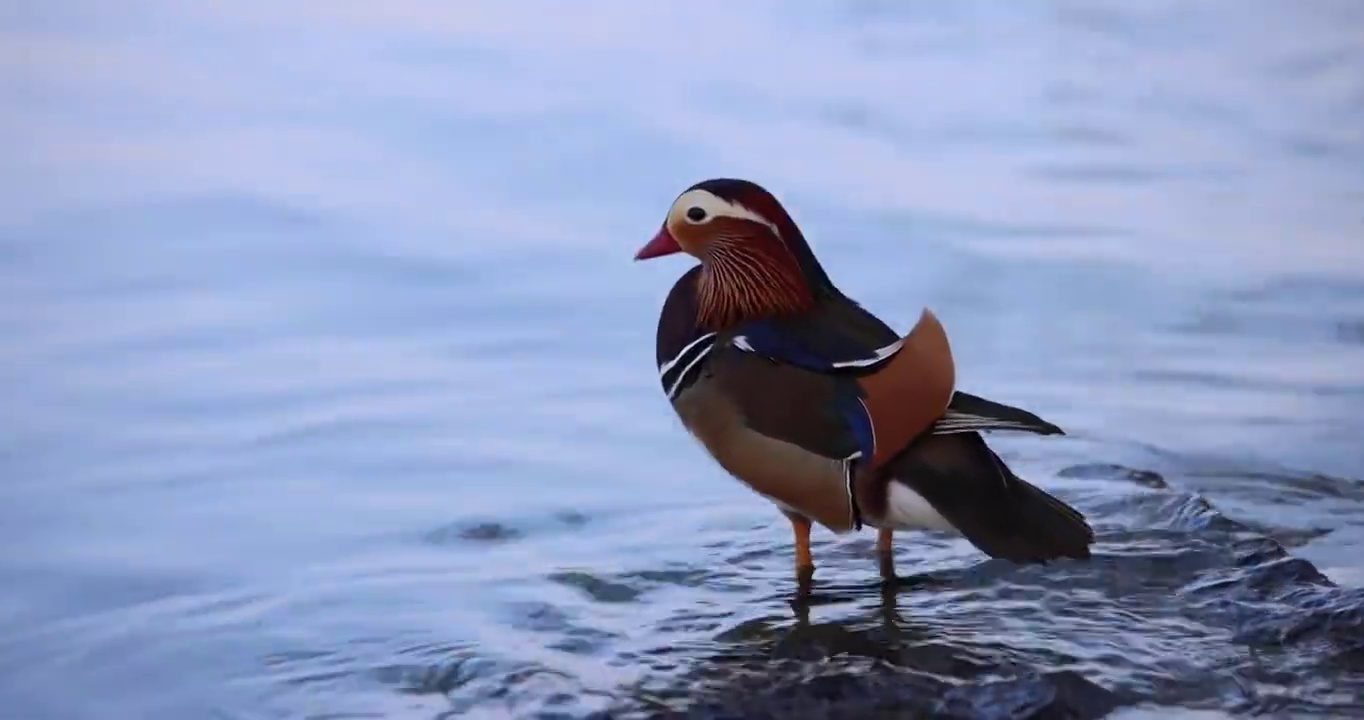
[[878, 482, 958, 533]]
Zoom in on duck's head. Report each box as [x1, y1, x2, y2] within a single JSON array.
[[635, 178, 836, 328], [635, 178, 795, 261]]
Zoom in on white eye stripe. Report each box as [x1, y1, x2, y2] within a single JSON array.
[[669, 189, 780, 237]]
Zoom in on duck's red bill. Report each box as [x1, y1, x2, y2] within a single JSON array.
[[634, 227, 682, 260]]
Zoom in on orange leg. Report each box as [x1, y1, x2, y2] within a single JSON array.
[[876, 528, 894, 555], [877, 528, 895, 578], [788, 514, 814, 578]]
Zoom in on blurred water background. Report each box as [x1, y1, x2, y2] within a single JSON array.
[[2, 1, 1363, 718]]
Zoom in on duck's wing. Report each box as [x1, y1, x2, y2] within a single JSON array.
[[725, 307, 957, 469], [739, 298, 1066, 448], [702, 344, 863, 461], [726, 299, 906, 375]]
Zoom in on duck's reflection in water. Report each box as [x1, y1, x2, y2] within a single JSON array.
[[777, 569, 957, 660], [617, 569, 1127, 719]]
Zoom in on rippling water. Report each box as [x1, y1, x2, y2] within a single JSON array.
[[4, 2, 1364, 718]]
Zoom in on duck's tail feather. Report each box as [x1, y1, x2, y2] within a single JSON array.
[[991, 449, 1094, 562], [932, 391, 1064, 437], [884, 432, 1093, 564]]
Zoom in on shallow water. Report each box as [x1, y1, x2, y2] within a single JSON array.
[[3, 1, 1363, 718]]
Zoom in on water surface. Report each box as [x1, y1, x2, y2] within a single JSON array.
[[3, 1, 1363, 718]]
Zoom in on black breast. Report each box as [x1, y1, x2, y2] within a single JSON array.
[[655, 266, 716, 399]]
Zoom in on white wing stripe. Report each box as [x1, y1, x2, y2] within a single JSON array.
[[659, 332, 717, 377], [829, 338, 905, 368], [931, 412, 1040, 435], [730, 335, 905, 368], [666, 344, 714, 400]]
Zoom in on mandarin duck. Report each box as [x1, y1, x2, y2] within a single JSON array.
[[636, 178, 1094, 581]]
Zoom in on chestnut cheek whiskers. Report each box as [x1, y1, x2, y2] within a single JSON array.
[[697, 232, 813, 330]]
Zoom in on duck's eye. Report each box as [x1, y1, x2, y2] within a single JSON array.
[[685, 206, 707, 222]]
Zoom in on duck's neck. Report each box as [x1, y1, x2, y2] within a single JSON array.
[[696, 235, 815, 330]]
